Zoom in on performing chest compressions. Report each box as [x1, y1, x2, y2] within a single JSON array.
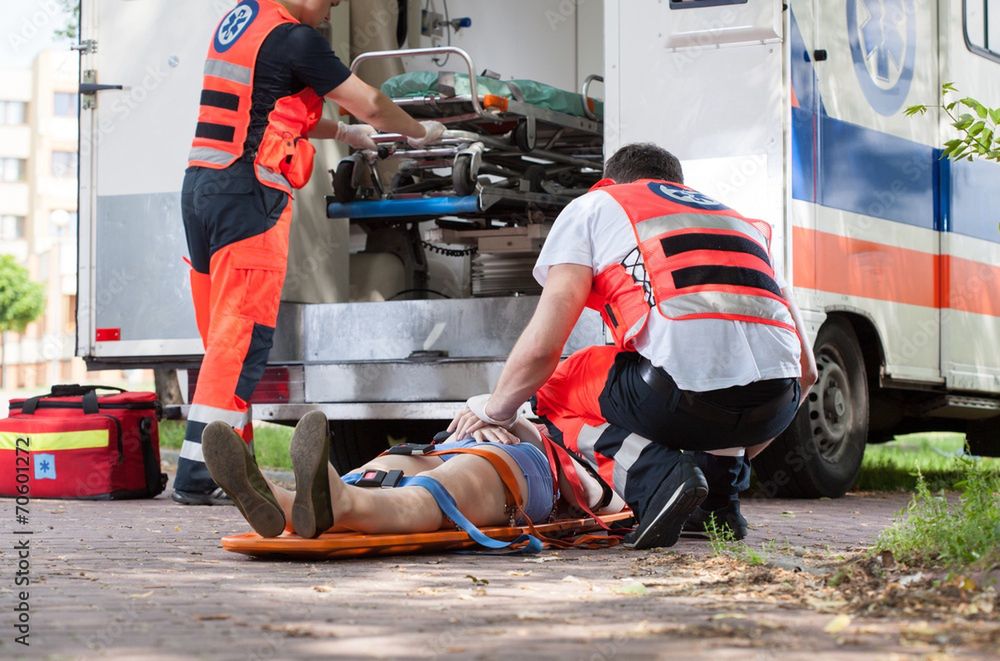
[[586, 178, 798, 351], [188, 0, 323, 192]]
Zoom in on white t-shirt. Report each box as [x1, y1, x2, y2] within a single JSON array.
[[534, 189, 802, 392]]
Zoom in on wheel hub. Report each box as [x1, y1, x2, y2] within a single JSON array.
[[808, 352, 854, 462]]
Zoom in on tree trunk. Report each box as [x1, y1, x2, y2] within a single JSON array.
[[153, 368, 183, 405]]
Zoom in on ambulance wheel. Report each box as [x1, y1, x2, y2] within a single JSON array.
[[966, 419, 1000, 457], [327, 420, 453, 474], [333, 160, 357, 203], [754, 317, 869, 498], [453, 154, 478, 196]]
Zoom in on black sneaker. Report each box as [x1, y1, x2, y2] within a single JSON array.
[[171, 487, 233, 506], [625, 455, 708, 550], [683, 502, 749, 540]]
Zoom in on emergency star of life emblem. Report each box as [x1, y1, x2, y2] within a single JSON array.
[[215, 0, 259, 53], [847, 0, 916, 116], [647, 182, 728, 211]]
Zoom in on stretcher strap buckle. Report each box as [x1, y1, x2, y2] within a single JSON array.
[[354, 469, 404, 488]]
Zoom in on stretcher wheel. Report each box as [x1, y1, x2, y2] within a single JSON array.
[[453, 154, 478, 196], [513, 120, 536, 152], [333, 160, 357, 203]]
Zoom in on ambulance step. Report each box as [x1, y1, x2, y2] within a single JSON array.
[[917, 395, 1000, 420]]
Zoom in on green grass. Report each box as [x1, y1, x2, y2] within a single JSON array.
[[875, 462, 1000, 569], [857, 432, 1000, 492], [160, 420, 294, 470], [704, 514, 766, 565]]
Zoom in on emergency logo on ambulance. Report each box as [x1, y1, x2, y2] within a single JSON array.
[[647, 182, 728, 211], [847, 0, 916, 116], [215, 0, 259, 53]]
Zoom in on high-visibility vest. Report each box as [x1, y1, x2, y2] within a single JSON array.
[[586, 178, 798, 350], [187, 0, 324, 193]]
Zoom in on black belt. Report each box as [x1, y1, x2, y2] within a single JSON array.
[[636, 358, 796, 429]]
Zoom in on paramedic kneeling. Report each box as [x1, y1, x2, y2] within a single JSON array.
[[174, 0, 445, 505], [449, 143, 817, 548]]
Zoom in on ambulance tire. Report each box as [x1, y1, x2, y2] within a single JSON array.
[[754, 318, 869, 498], [327, 420, 453, 474], [333, 160, 357, 203], [966, 419, 1000, 457]]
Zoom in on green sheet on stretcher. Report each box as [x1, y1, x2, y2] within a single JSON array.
[[381, 71, 604, 120]]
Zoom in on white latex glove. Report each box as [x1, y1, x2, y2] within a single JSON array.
[[334, 122, 377, 150], [406, 120, 446, 148]]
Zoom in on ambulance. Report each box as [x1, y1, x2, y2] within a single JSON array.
[[77, 0, 1000, 496]]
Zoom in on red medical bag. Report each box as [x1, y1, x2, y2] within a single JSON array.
[[0, 385, 167, 499]]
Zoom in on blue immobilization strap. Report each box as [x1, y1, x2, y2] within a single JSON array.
[[407, 476, 543, 553]]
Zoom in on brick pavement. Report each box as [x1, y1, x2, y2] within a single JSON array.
[[0, 471, 938, 660]]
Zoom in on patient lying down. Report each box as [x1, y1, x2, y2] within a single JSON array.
[[201, 411, 625, 540]]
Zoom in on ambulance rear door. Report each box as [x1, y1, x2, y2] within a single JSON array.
[[605, 0, 791, 289], [77, 0, 226, 367]]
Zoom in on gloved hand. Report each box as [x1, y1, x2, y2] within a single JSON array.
[[334, 122, 377, 150], [406, 120, 446, 148]]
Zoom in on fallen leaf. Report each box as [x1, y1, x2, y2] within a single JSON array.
[[824, 614, 852, 634], [614, 581, 648, 596]]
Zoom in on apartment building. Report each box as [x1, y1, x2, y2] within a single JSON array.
[[0, 48, 86, 389]]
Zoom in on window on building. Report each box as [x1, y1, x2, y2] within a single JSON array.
[[0, 215, 26, 240], [1, 157, 26, 182], [966, 0, 1000, 60], [51, 151, 77, 178], [0, 100, 27, 125], [49, 209, 77, 239], [53, 92, 78, 117]]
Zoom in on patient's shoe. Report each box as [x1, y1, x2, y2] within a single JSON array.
[[201, 421, 285, 537], [290, 411, 334, 539], [683, 501, 749, 540]]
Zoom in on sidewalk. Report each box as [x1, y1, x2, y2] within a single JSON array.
[[6, 467, 971, 660]]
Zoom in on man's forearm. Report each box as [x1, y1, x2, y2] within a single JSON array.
[[486, 332, 564, 420], [309, 118, 341, 140]]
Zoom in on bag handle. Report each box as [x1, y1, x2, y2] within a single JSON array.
[[21, 384, 126, 415]]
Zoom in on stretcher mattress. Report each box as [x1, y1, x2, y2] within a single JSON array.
[[221, 511, 633, 559], [381, 71, 604, 120]]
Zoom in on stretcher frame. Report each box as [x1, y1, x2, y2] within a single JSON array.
[[221, 511, 634, 560], [330, 46, 604, 222]]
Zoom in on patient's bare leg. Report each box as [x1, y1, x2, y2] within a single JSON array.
[[327, 446, 527, 534]]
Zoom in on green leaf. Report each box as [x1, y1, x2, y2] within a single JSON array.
[[941, 81, 958, 93], [991, 107, 1000, 125], [961, 97, 989, 119], [954, 113, 975, 130], [968, 121, 986, 137], [904, 104, 928, 117]]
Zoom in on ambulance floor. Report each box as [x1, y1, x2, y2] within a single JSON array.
[[14, 471, 977, 660]]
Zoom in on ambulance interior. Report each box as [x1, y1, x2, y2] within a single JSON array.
[[288, 0, 606, 307]]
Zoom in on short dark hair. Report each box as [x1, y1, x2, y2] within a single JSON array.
[[603, 143, 684, 184]]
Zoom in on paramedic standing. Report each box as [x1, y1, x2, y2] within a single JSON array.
[[450, 143, 817, 547], [173, 0, 445, 505]]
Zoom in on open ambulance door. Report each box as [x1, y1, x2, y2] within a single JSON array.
[[77, 0, 218, 368]]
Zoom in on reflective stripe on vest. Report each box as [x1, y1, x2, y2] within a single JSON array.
[[587, 179, 797, 349]]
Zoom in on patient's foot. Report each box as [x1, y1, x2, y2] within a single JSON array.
[[202, 422, 286, 538], [290, 411, 335, 538]]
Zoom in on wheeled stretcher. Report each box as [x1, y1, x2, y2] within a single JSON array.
[[330, 47, 604, 223]]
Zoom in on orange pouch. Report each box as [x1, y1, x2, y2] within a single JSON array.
[[280, 137, 315, 189]]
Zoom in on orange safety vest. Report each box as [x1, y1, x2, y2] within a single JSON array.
[[586, 178, 798, 350], [187, 0, 324, 193]]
